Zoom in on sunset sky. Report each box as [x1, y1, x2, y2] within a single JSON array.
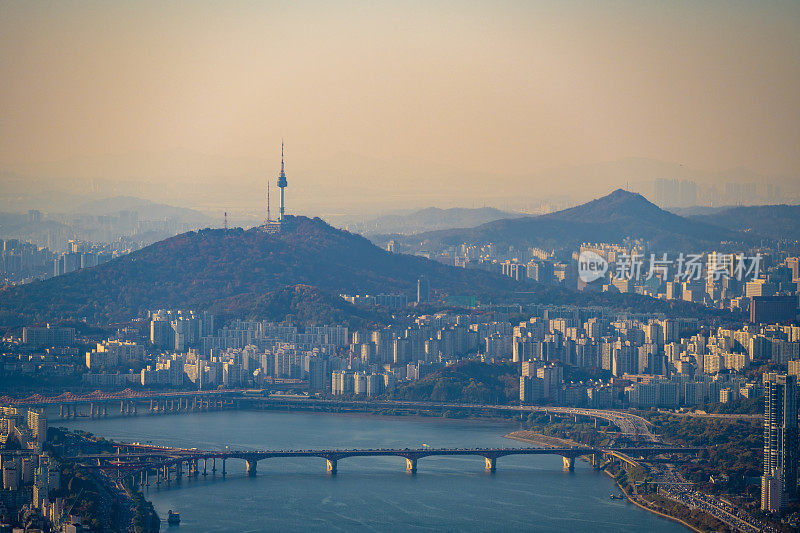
[[1, 1, 799, 215]]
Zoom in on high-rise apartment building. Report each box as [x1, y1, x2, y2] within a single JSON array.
[[417, 275, 430, 304], [761, 373, 798, 513]]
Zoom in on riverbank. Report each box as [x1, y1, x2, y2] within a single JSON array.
[[617, 482, 702, 533], [124, 481, 161, 533], [90, 469, 138, 532], [503, 430, 705, 533], [504, 430, 583, 449]]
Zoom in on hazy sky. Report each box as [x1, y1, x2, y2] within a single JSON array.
[[1, 1, 799, 214]]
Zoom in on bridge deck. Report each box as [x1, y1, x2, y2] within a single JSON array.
[[70, 445, 698, 462]]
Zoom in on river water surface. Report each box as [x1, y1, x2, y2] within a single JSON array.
[[60, 411, 685, 532]]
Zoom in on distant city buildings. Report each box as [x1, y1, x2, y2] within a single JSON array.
[[0, 236, 137, 287], [0, 238, 56, 286], [22, 326, 75, 347], [652, 178, 783, 207], [443, 238, 798, 324], [149, 310, 215, 352]]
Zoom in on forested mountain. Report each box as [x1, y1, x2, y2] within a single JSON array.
[[392, 189, 745, 252], [0, 216, 522, 327]]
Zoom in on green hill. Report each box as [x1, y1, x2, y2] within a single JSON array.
[[386, 360, 519, 404], [0, 216, 523, 327]]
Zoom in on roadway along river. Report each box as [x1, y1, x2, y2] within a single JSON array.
[[60, 411, 686, 532]]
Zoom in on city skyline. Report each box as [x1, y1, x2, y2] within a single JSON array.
[[1, 2, 799, 532]]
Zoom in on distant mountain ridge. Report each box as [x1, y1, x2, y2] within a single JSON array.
[[688, 204, 800, 241], [348, 206, 521, 236], [391, 189, 746, 252], [69, 195, 213, 225]]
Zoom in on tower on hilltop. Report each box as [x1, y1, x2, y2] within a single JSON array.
[[278, 141, 288, 221], [260, 141, 285, 234]]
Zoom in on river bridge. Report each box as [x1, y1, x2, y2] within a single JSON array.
[[67, 443, 700, 483], [2, 388, 254, 418], [6, 390, 657, 441]]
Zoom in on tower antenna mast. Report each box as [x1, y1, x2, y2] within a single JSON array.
[[277, 139, 288, 222]]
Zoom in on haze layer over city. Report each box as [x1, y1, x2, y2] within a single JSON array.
[[0, 2, 799, 533], [2, 1, 800, 220]]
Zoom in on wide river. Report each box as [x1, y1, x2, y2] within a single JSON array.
[[60, 411, 685, 532]]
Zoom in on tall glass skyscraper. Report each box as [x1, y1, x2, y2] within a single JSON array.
[[762, 373, 798, 513]]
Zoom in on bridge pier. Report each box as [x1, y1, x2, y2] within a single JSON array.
[[222, 459, 226, 477], [405, 458, 417, 474], [562, 456, 575, 471], [203, 458, 207, 476], [590, 453, 600, 469], [326, 459, 337, 475], [246, 459, 258, 477], [484, 456, 497, 473], [212, 458, 217, 475]]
